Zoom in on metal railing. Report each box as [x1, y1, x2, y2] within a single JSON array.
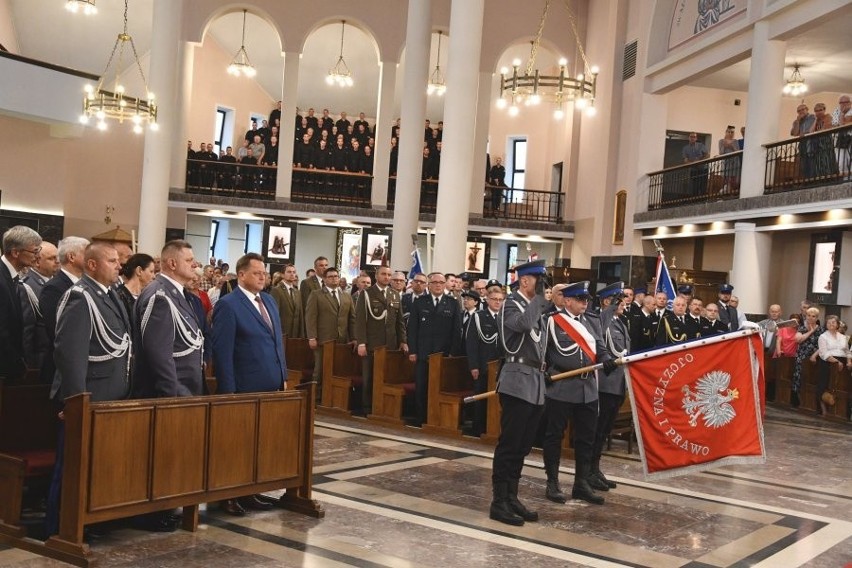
[[765, 124, 852, 193], [185, 158, 277, 200], [291, 168, 372, 207], [387, 179, 563, 222], [647, 152, 742, 210]]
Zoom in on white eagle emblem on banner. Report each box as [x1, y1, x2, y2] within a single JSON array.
[[681, 370, 739, 428]]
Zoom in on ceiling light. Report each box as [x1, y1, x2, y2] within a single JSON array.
[[65, 0, 97, 15], [427, 31, 446, 96], [227, 10, 257, 78], [327, 20, 354, 87], [782, 63, 807, 97], [79, 0, 156, 133]]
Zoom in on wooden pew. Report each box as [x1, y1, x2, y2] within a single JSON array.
[[607, 396, 635, 454], [422, 354, 473, 437], [479, 359, 502, 444], [285, 337, 315, 386], [319, 341, 362, 415], [368, 347, 415, 427], [774, 357, 794, 405], [12, 384, 323, 567], [0, 382, 58, 537]]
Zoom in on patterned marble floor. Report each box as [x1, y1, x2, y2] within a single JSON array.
[[1, 405, 850, 567]]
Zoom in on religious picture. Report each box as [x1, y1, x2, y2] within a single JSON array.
[[811, 242, 836, 294], [262, 221, 297, 264], [365, 233, 390, 266], [466, 241, 485, 273], [336, 228, 363, 281]]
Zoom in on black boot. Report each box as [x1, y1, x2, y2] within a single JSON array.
[[489, 482, 524, 526], [545, 464, 567, 504], [591, 457, 616, 489], [572, 461, 605, 505], [507, 479, 538, 522]]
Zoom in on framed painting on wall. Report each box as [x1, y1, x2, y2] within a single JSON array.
[[262, 220, 297, 265], [337, 228, 363, 282], [361, 228, 391, 268]]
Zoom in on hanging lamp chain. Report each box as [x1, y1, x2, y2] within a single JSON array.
[[525, 0, 551, 76], [436, 31, 442, 69], [240, 9, 247, 48], [97, 0, 148, 93], [339, 21, 346, 58], [562, 0, 591, 76]]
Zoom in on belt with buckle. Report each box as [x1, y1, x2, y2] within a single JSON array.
[[505, 356, 542, 370]]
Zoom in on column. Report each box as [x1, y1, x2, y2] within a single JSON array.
[[730, 222, 771, 316], [276, 51, 300, 200], [740, 21, 786, 199], [432, 0, 485, 273], [390, 0, 431, 270], [371, 61, 398, 208], [468, 70, 493, 215], [170, 41, 195, 191], [137, 0, 181, 253]]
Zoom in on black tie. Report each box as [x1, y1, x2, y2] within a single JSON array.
[[331, 290, 339, 309]]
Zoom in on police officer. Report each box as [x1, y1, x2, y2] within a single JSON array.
[[656, 295, 690, 346], [717, 283, 739, 331], [541, 281, 616, 506], [465, 287, 504, 437], [590, 282, 629, 492], [489, 259, 548, 526]]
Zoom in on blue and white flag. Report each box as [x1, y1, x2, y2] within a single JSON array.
[[410, 246, 424, 278], [655, 252, 677, 309]]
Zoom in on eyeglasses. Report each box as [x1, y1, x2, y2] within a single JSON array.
[[20, 246, 42, 255]]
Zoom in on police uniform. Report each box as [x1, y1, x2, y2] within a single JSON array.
[[465, 305, 501, 437], [542, 281, 613, 506], [591, 282, 629, 492], [717, 283, 739, 331], [684, 313, 703, 339], [490, 260, 548, 526], [700, 318, 728, 336]]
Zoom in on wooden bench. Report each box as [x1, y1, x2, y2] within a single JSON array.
[[422, 354, 473, 437], [480, 359, 502, 444], [0, 382, 58, 538], [285, 337, 315, 386], [319, 341, 362, 415], [1, 385, 323, 567], [368, 347, 415, 427], [607, 395, 635, 454]]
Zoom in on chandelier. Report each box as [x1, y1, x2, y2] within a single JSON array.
[[327, 20, 354, 87], [79, 0, 156, 133], [782, 63, 807, 97], [227, 9, 257, 78], [65, 0, 97, 15], [427, 31, 446, 96], [496, 0, 598, 119]]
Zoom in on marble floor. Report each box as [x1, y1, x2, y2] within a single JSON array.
[[1, 405, 850, 567]]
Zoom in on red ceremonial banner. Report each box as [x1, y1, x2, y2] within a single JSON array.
[[625, 334, 766, 479]]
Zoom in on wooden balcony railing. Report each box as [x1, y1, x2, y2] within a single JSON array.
[[186, 158, 277, 200], [647, 152, 742, 211], [764, 124, 852, 193], [291, 168, 372, 207]]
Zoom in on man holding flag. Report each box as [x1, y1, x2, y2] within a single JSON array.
[[654, 249, 677, 309]]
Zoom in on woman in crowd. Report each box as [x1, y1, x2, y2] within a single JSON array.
[[718, 125, 740, 193], [116, 253, 156, 327], [813, 315, 851, 416], [792, 307, 823, 408]]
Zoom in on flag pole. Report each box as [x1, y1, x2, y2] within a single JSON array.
[[463, 328, 764, 404]]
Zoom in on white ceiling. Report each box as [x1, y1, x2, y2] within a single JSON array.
[[8, 1, 851, 118]]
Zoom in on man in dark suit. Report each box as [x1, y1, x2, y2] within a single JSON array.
[[700, 303, 729, 336], [1, 225, 43, 382], [401, 272, 427, 323], [460, 291, 480, 349], [133, 240, 204, 399], [39, 236, 89, 384], [299, 255, 328, 311], [305, 266, 356, 393], [685, 297, 704, 340], [407, 272, 462, 428], [212, 252, 287, 516], [22, 241, 58, 298], [270, 263, 305, 338], [354, 266, 407, 415], [47, 242, 132, 536], [19, 241, 58, 371], [465, 288, 504, 437]]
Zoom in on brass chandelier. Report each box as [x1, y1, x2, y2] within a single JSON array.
[[65, 0, 97, 15], [496, 0, 599, 119], [79, 0, 157, 133], [227, 10, 257, 78], [782, 63, 807, 97], [427, 31, 446, 96], [327, 20, 354, 87]]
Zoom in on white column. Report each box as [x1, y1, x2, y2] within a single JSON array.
[[730, 222, 771, 316], [432, 0, 485, 273], [276, 51, 300, 200], [170, 41, 195, 191], [390, 0, 431, 270], [468, 70, 493, 216], [372, 61, 397, 208], [740, 22, 786, 199], [138, 0, 181, 253]]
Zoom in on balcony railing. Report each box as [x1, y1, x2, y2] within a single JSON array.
[[387, 179, 563, 222], [186, 158, 276, 200], [765, 124, 852, 193], [648, 152, 742, 210], [291, 168, 372, 207]]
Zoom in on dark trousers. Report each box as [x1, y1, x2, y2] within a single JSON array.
[[414, 358, 429, 424], [471, 367, 488, 436], [45, 422, 65, 537], [491, 393, 544, 483], [542, 398, 597, 470], [361, 353, 374, 411], [593, 392, 624, 460], [816, 358, 831, 399]]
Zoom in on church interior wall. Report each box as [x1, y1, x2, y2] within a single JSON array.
[[698, 234, 735, 274], [292, 224, 337, 278], [0, 0, 18, 54]]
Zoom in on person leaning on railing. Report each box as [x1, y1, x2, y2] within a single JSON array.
[[805, 102, 839, 178], [831, 94, 852, 177], [790, 104, 817, 179]]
